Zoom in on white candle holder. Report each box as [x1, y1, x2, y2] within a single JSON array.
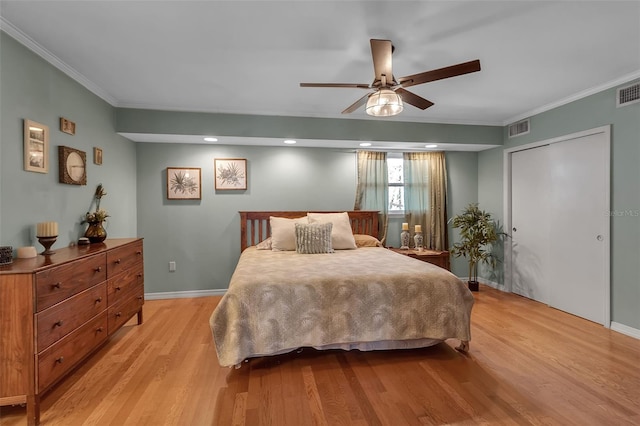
[[413, 232, 424, 250], [400, 230, 410, 249]]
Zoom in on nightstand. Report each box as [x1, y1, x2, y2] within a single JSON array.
[[387, 247, 451, 271]]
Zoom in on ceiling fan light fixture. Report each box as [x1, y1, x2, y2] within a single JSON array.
[[365, 89, 403, 117]]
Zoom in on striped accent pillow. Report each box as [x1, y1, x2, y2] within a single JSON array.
[[295, 222, 334, 254]]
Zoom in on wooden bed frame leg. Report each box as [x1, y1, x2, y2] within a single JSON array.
[[455, 340, 469, 353]]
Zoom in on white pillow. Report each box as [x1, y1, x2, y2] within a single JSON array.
[[256, 237, 272, 250], [270, 216, 308, 251], [307, 212, 357, 250]]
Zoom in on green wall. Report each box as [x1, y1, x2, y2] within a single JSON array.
[[4, 27, 637, 332], [477, 81, 640, 329], [136, 144, 481, 293], [0, 32, 138, 250], [116, 108, 502, 146]]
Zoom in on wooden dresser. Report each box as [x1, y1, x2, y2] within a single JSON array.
[[0, 238, 144, 425]]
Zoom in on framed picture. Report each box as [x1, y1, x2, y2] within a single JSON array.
[[167, 167, 202, 200], [60, 117, 76, 135], [94, 147, 103, 165], [24, 119, 49, 173], [215, 158, 247, 190]]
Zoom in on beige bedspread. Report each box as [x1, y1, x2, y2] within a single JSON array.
[[210, 247, 474, 367]]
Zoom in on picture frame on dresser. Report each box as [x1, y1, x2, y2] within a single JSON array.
[[23, 119, 49, 173]]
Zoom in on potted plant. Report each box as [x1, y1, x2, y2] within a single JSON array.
[[449, 203, 500, 291]]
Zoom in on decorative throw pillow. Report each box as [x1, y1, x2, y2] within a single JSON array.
[[307, 212, 357, 250], [354, 234, 383, 247], [270, 216, 308, 251], [295, 222, 334, 254], [256, 237, 272, 250]]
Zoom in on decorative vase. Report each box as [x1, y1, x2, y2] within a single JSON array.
[[413, 232, 423, 250], [400, 230, 410, 249], [85, 221, 107, 243]]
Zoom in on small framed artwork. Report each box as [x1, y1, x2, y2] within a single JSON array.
[[167, 167, 202, 200], [215, 158, 247, 190], [24, 119, 49, 173], [94, 147, 103, 165], [60, 117, 76, 135]]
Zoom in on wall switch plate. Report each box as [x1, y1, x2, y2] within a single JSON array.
[[169, 261, 176, 272]]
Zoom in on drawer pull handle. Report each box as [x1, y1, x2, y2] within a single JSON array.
[[96, 327, 103, 333], [137, 296, 143, 300], [116, 312, 122, 317], [116, 286, 121, 291], [52, 282, 62, 289], [56, 356, 64, 364], [137, 273, 143, 278], [115, 259, 121, 264], [95, 297, 103, 303], [136, 251, 142, 255], [54, 320, 64, 327], [94, 266, 102, 272]]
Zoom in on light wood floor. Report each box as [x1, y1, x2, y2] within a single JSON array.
[[1, 285, 639, 425]]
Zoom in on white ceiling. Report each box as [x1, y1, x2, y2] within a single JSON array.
[[1, 1, 639, 144]]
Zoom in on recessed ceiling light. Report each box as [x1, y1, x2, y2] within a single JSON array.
[[204, 137, 218, 142], [359, 142, 372, 147], [284, 139, 297, 144], [425, 144, 438, 148]]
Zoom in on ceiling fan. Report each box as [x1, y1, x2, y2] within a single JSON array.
[[300, 39, 481, 117]]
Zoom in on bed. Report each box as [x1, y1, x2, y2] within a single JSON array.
[[210, 211, 473, 367]]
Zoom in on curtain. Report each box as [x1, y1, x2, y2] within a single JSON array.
[[354, 151, 389, 244], [403, 152, 448, 250]]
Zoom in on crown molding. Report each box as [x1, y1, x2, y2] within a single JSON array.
[[503, 70, 640, 126], [0, 17, 117, 106]]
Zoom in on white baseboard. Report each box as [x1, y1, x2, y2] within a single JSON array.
[[610, 322, 640, 340], [144, 289, 226, 300]]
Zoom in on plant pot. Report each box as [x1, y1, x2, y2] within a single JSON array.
[[85, 222, 107, 243], [468, 280, 479, 292]]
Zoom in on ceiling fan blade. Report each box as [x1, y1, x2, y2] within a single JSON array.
[[395, 88, 434, 110], [342, 93, 371, 114], [398, 59, 481, 88], [300, 83, 371, 89], [370, 39, 394, 86]]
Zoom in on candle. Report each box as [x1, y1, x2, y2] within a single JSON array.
[[415, 225, 422, 233], [402, 223, 409, 231], [17, 246, 37, 258], [37, 221, 58, 237]]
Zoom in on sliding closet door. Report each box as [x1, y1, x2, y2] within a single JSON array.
[[548, 132, 609, 324], [510, 146, 551, 304], [508, 126, 610, 326]]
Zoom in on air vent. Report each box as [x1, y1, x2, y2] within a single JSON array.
[[617, 82, 640, 107], [508, 119, 530, 138]]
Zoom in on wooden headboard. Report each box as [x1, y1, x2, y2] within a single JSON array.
[[239, 211, 379, 252]]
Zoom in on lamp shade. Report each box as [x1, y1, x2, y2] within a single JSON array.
[[365, 89, 403, 117]]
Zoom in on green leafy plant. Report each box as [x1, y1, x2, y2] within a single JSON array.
[[449, 203, 501, 288]]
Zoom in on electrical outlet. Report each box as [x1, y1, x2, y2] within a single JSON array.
[[169, 261, 176, 272]]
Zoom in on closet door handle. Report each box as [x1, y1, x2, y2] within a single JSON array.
[[512, 227, 517, 232], [596, 235, 604, 241]]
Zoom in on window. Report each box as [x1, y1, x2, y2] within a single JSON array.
[[388, 157, 404, 212]]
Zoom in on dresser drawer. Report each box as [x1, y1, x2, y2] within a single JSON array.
[[108, 288, 144, 335], [38, 312, 108, 392], [107, 262, 144, 305], [35, 253, 107, 312], [107, 241, 143, 278], [36, 283, 107, 353]]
